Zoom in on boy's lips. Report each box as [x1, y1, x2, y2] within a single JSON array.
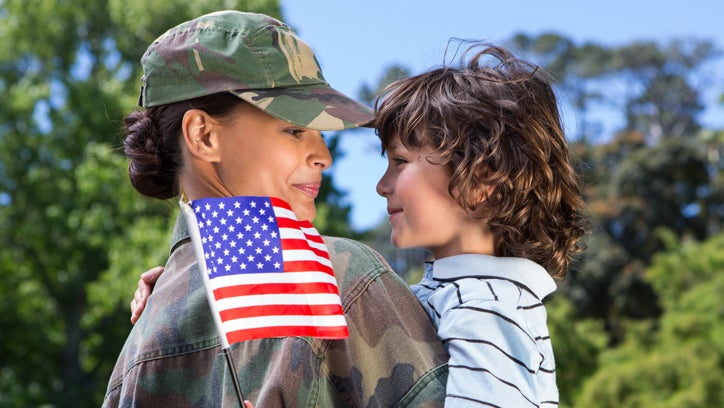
[[387, 207, 402, 219]]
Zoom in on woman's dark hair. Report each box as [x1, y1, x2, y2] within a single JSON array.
[[122, 92, 243, 199]]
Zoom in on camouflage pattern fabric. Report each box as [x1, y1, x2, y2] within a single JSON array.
[[102, 214, 448, 407], [139, 10, 374, 131]]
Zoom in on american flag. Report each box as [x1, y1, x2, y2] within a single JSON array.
[[180, 196, 348, 347]]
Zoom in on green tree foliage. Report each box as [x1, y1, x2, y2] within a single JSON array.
[[545, 295, 608, 406], [567, 134, 717, 338], [512, 34, 718, 142], [574, 232, 724, 407], [0, 1, 289, 406]]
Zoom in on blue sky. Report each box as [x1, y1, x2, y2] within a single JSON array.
[[281, 0, 724, 231]]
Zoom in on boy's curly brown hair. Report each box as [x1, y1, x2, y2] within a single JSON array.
[[374, 43, 587, 279]]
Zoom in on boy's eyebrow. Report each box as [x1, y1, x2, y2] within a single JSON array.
[[386, 141, 404, 152]]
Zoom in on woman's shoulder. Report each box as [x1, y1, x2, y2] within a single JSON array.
[[322, 236, 392, 283]]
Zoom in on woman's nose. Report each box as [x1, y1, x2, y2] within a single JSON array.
[[311, 133, 333, 169]]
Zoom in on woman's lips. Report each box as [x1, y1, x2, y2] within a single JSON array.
[[294, 183, 321, 198]]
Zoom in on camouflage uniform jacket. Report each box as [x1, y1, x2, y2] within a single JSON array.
[[102, 214, 448, 407]]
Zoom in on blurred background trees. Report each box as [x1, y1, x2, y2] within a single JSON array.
[[0, 1, 722, 406], [0, 1, 282, 406]]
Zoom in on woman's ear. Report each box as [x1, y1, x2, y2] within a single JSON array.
[[182, 109, 221, 163]]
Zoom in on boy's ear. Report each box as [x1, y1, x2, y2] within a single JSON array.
[[468, 184, 496, 215], [474, 184, 496, 204], [182, 109, 221, 163]]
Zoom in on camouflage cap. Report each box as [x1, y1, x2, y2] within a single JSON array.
[[139, 10, 374, 131]]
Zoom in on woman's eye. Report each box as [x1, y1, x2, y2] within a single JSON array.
[[284, 128, 304, 138]]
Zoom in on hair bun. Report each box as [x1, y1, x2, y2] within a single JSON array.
[[123, 110, 178, 199]]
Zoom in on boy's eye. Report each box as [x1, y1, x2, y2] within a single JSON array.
[[392, 156, 408, 164]]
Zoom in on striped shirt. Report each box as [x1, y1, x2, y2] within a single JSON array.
[[411, 254, 559, 407]]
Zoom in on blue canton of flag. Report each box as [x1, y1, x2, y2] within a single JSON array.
[[195, 196, 284, 277]]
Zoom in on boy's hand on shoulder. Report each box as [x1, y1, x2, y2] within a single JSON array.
[[130, 266, 164, 324]]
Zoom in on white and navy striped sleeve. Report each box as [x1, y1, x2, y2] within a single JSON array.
[[426, 278, 558, 407]]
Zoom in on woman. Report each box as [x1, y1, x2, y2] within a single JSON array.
[[102, 10, 447, 407]]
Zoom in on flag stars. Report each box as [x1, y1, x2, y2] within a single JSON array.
[[192, 197, 306, 278]]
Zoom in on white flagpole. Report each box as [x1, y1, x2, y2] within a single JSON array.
[[179, 199, 245, 404]]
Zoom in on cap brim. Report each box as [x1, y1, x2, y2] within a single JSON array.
[[231, 85, 374, 131]]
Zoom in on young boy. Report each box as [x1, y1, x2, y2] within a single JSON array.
[[374, 43, 587, 407]]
